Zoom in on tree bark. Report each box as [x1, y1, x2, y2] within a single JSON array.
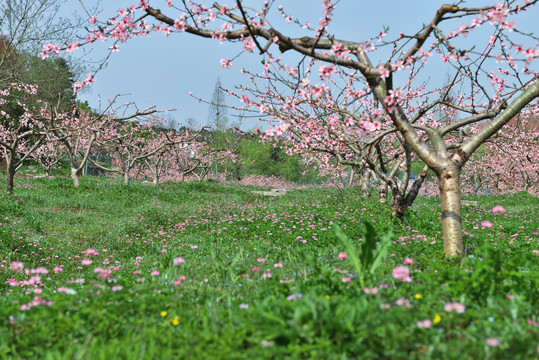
[[360, 169, 371, 198], [71, 167, 81, 187], [473, 175, 485, 195], [390, 193, 406, 221], [6, 160, 15, 194], [377, 178, 388, 204], [439, 165, 463, 257], [522, 172, 530, 192], [347, 166, 355, 187], [123, 171, 130, 185]]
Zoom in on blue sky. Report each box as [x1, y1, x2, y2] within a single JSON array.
[[63, 1, 537, 130]]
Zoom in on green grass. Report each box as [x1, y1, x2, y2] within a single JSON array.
[[0, 174, 538, 359]]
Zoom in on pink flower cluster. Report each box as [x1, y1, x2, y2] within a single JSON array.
[[491, 205, 506, 213], [392, 265, 412, 282], [384, 88, 403, 114], [20, 296, 54, 311]]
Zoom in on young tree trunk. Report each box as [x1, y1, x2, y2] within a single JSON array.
[[360, 169, 371, 198], [493, 173, 500, 195], [522, 172, 530, 192], [347, 166, 355, 187], [71, 167, 81, 187], [6, 160, 15, 193], [438, 165, 464, 257], [473, 176, 484, 195], [152, 173, 159, 186]]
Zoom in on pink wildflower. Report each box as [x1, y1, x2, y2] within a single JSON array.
[[174, 275, 186, 286], [444, 301, 465, 313], [417, 319, 432, 328], [286, 293, 303, 301], [486, 338, 500, 347], [395, 297, 411, 308], [403, 258, 414, 265], [481, 221, 494, 229], [337, 252, 348, 260], [173, 257, 185, 266], [392, 265, 412, 282], [10, 261, 24, 273], [491, 205, 506, 213], [363, 287, 379, 295]]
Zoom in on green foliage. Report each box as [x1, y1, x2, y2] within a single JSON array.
[[24, 55, 75, 109], [0, 176, 537, 359], [333, 222, 393, 288], [235, 137, 319, 183]]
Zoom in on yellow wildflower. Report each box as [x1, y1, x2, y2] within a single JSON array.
[[325, 295, 330, 300], [160, 311, 167, 317], [433, 314, 441, 324], [414, 294, 422, 299], [171, 316, 179, 326]]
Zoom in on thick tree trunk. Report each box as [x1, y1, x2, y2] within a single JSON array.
[[152, 174, 159, 186], [390, 193, 407, 221], [123, 171, 130, 185], [71, 167, 81, 187], [439, 166, 463, 257]]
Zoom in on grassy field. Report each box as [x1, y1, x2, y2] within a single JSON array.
[[0, 175, 538, 359]]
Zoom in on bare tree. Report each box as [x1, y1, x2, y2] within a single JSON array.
[[0, 0, 84, 84]]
